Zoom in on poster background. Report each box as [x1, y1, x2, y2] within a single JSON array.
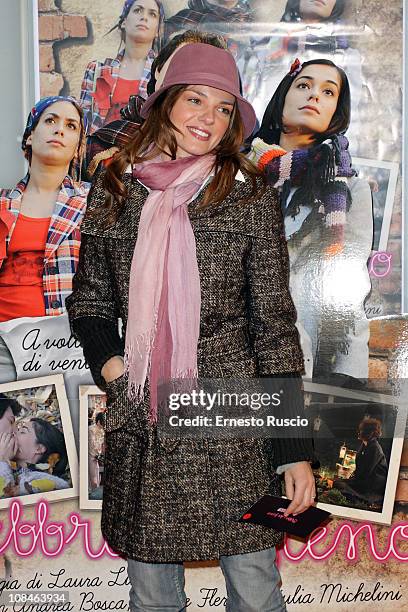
[[38, 0, 402, 319]]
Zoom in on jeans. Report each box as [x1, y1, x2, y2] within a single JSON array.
[[127, 547, 287, 612]]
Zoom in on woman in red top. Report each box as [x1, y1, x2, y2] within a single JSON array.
[[0, 96, 88, 323], [80, 0, 165, 134]]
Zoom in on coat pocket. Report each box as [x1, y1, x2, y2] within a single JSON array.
[[104, 375, 130, 432], [104, 374, 149, 434]]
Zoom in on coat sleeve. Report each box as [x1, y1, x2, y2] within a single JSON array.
[[246, 185, 304, 375], [246, 185, 315, 467], [65, 173, 124, 389], [79, 61, 97, 134]]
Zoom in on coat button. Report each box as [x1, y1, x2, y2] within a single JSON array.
[[51, 300, 61, 309]]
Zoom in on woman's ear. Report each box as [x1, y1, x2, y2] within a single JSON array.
[[26, 134, 32, 146]]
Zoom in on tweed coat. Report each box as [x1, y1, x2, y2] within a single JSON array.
[[66, 169, 313, 562]]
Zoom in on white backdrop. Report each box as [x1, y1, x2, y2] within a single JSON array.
[[0, 0, 39, 188]]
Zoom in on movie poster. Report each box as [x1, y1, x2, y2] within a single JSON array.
[[0, 0, 406, 610]]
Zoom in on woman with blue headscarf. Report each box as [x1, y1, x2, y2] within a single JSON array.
[[0, 96, 88, 323], [80, 0, 165, 135]]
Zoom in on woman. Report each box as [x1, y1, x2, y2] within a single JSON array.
[[67, 43, 315, 611], [241, 0, 362, 148], [280, 0, 363, 151], [86, 30, 228, 175], [334, 417, 388, 502], [250, 58, 372, 383], [80, 0, 165, 135], [0, 96, 88, 323], [0, 417, 69, 496]]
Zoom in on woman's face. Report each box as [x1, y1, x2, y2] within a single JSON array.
[[0, 407, 16, 435], [123, 0, 160, 45], [26, 101, 81, 168], [299, 0, 336, 20], [282, 63, 341, 136], [15, 420, 46, 464], [169, 85, 235, 159]]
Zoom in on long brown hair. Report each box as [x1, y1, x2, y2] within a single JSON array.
[[103, 85, 263, 223]]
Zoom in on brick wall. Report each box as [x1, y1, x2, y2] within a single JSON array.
[[38, 0, 88, 97]]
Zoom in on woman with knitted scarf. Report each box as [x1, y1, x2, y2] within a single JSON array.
[[250, 58, 372, 384]]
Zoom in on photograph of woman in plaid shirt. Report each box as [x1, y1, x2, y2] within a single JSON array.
[[79, 0, 165, 135], [0, 96, 89, 322]]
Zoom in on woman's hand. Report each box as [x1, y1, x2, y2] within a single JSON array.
[[284, 461, 316, 516], [101, 356, 125, 384], [0, 432, 18, 462]]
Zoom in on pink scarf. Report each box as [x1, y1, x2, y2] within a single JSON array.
[[125, 153, 215, 423]]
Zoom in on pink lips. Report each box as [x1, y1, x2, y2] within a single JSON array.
[[47, 140, 65, 146], [187, 126, 211, 141], [300, 105, 320, 115]]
